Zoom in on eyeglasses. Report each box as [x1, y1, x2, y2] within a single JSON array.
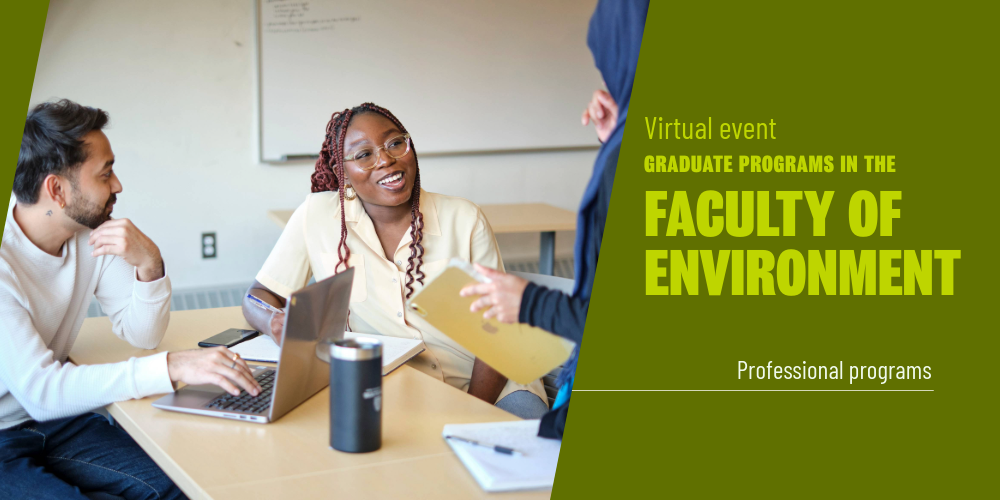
[[344, 134, 411, 171]]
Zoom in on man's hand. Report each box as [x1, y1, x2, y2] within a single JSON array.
[[581, 89, 619, 143], [89, 218, 164, 282], [167, 348, 262, 397], [459, 264, 529, 324]]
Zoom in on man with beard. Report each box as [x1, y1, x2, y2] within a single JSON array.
[[0, 99, 262, 499]]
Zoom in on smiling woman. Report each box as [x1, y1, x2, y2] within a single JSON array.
[[311, 105, 426, 297], [241, 103, 549, 418]]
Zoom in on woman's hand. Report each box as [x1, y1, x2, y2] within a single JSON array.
[[468, 358, 507, 404], [459, 264, 529, 324], [581, 89, 619, 143], [242, 283, 287, 345], [269, 312, 285, 344]]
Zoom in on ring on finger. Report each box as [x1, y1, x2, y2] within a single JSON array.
[[230, 353, 240, 370]]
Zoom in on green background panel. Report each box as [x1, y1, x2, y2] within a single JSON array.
[[0, 1, 49, 225], [554, 1, 995, 497], [2, 1, 995, 497]]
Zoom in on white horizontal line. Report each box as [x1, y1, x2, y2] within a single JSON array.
[[572, 389, 933, 392]]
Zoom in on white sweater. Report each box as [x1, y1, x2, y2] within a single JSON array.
[[0, 207, 174, 430]]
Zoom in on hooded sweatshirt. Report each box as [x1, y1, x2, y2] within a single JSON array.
[[519, 0, 648, 439]]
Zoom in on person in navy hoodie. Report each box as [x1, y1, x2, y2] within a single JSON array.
[[461, 0, 649, 438]]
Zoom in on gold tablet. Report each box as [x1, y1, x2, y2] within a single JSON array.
[[406, 259, 575, 385]]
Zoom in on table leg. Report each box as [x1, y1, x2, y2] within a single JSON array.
[[539, 231, 555, 275]]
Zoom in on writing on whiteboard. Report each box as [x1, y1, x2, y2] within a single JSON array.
[[264, 0, 360, 34]]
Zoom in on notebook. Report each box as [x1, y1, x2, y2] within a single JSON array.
[[406, 259, 575, 384], [346, 333, 425, 375], [231, 333, 424, 376], [443, 419, 561, 492], [229, 335, 281, 363]]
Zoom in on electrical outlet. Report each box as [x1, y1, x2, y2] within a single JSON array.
[[202, 232, 216, 259]]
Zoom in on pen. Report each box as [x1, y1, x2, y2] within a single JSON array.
[[246, 293, 284, 315], [445, 435, 523, 456]]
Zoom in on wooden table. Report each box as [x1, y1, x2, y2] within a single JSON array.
[[69, 307, 551, 499], [268, 203, 576, 275]]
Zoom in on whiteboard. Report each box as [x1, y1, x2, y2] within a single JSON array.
[[258, 0, 602, 162]]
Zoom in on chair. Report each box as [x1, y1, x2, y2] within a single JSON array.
[[510, 272, 574, 407], [510, 272, 574, 294]]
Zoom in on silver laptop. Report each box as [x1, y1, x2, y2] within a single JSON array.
[[153, 269, 354, 424]]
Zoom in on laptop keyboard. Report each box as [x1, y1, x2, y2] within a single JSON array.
[[205, 368, 276, 414]]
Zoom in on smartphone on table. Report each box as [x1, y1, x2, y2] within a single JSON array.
[[198, 329, 260, 348]]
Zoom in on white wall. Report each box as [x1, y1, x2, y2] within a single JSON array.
[[29, 0, 594, 289]]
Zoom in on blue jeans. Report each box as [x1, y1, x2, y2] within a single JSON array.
[[0, 412, 185, 500]]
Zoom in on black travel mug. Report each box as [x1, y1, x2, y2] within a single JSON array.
[[330, 339, 382, 453]]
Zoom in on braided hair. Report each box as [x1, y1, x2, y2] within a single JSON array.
[[310, 103, 426, 298]]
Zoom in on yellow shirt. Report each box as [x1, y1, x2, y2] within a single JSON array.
[[257, 189, 546, 405]]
